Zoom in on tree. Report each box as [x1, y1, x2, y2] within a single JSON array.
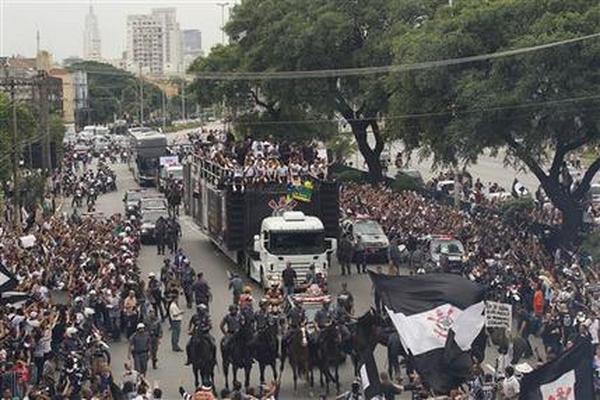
[[189, 0, 446, 181], [68, 61, 164, 124], [0, 93, 37, 180], [388, 0, 600, 247]]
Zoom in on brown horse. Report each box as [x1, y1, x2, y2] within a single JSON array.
[[280, 327, 311, 392]]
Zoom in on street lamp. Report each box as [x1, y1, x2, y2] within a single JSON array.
[[216, 2, 229, 45]]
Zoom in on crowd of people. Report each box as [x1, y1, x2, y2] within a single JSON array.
[[186, 130, 330, 188], [341, 177, 600, 398]]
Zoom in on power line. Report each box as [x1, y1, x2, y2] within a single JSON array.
[[191, 32, 600, 80]]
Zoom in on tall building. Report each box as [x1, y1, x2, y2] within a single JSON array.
[[182, 29, 202, 71], [83, 5, 102, 61], [126, 14, 164, 76], [151, 8, 182, 75]]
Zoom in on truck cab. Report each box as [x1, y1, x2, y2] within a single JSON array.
[[249, 211, 336, 287]]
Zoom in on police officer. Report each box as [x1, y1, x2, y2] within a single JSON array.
[[338, 282, 355, 315], [148, 272, 165, 320], [181, 261, 196, 308], [185, 304, 214, 365], [155, 216, 167, 255], [314, 298, 334, 330], [283, 299, 306, 347], [220, 304, 243, 349], [129, 323, 151, 375], [167, 217, 181, 254], [191, 271, 212, 310], [144, 310, 163, 369], [255, 299, 273, 332]]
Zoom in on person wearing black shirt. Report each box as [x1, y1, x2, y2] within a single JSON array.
[[281, 262, 297, 297]]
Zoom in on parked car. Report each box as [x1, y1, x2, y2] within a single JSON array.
[[140, 208, 170, 244], [341, 218, 389, 263], [139, 196, 168, 212], [158, 164, 183, 192], [123, 189, 146, 216], [427, 235, 466, 271]]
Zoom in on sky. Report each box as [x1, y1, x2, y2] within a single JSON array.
[[0, 0, 236, 62]]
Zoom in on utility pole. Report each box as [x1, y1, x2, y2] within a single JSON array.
[[216, 2, 229, 44], [138, 63, 144, 125], [181, 80, 186, 121], [161, 90, 166, 131], [1, 58, 22, 229], [38, 72, 50, 171]]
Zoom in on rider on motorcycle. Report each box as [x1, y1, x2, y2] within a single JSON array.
[[185, 304, 213, 365]]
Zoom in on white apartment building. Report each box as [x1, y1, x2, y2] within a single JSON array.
[[152, 8, 183, 75], [126, 14, 165, 76]]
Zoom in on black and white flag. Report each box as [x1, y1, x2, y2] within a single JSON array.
[[519, 338, 594, 400], [356, 310, 383, 399], [369, 272, 485, 394], [0, 263, 17, 294]]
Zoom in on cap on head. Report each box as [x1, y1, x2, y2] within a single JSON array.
[[136, 323, 145, 330]]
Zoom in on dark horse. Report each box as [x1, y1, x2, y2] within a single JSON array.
[[313, 324, 342, 394], [346, 310, 407, 380], [189, 331, 217, 389], [251, 322, 279, 385], [221, 327, 253, 389], [281, 327, 311, 392]]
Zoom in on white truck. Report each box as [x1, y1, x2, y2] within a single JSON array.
[[183, 155, 339, 288], [249, 211, 336, 287]]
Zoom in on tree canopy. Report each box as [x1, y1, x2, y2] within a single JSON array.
[[69, 61, 164, 124], [189, 0, 448, 178], [388, 0, 600, 245], [0, 92, 37, 179]]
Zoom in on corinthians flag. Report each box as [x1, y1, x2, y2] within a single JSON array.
[[519, 338, 594, 399], [369, 272, 485, 394]]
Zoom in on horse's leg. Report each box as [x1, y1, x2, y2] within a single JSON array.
[[271, 361, 278, 381], [292, 365, 298, 392], [244, 365, 251, 389], [259, 362, 265, 384], [335, 364, 340, 394], [233, 365, 238, 388], [223, 360, 230, 390], [193, 365, 199, 389]]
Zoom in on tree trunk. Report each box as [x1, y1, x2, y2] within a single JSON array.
[[350, 120, 384, 183], [539, 178, 584, 250], [559, 204, 584, 248]]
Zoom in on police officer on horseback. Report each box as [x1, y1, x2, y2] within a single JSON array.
[[220, 304, 243, 349], [255, 299, 274, 332], [283, 297, 306, 347], [185, 303, 214, 365], [314, 298, 334, 330]]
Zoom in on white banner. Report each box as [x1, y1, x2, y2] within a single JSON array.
[[485, 301, 512, 330], [159, 156, 179, 167]]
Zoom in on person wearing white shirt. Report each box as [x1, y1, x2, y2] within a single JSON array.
[[169, 297, 184, 352], [502, 366, 520, 399]]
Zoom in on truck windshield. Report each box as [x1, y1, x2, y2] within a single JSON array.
[[268, 231, 325, 255]]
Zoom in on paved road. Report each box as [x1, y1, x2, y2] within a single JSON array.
[[83, 154, 545, 398], [88, 161, 383, 398], [350, 141, 540, 191]]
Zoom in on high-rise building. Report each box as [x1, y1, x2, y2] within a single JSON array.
[[152, 8, 182, 75], [126, 14, 164, 76], [182, 29, 202, 71], [83, 5, 102, 61]]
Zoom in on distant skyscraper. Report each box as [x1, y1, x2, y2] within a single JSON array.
[[152, 8, 182, 75], [83, 5, 102, 61], [183, 29, 202, 62], [126, 14, 165, 76]]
